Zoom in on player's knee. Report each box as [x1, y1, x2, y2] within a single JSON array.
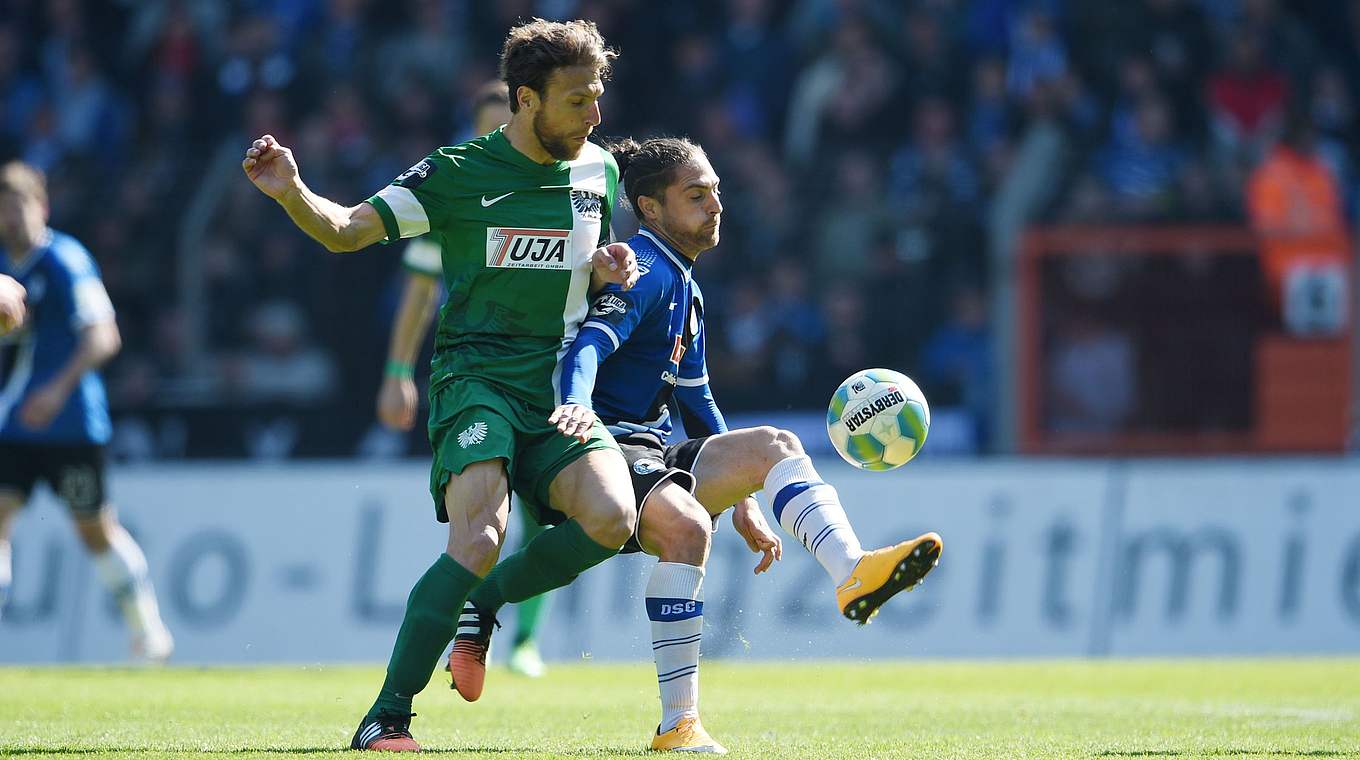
[[583, 497, 635, 549], [760, 426, 805, 463], [73, 513, 113, 552], [652, 504, 710, 566], [452, 525, 503, 576]]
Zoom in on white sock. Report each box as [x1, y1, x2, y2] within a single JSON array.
[[646, 561, 704, 733], [765, 455, 864, 585], [92, 527, 167, 640]]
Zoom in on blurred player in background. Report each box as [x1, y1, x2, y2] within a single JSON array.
[[376, 80, 553, 680], [0, 274, 24, 334], [0, 161, 173, 662], [244, 19, 640, 751], [451, 137, 943, 753]]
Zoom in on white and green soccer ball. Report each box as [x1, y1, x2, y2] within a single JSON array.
[[826, 368, 930, 471]]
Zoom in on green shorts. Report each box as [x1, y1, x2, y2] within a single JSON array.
[[427, 376, 619, 526]]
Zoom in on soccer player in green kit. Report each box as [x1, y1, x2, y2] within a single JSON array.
[[376, 80, 554, 679], [243, 19, 639, 752]]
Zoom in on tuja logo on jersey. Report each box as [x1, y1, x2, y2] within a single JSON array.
[[485, 227, 572, 270], [394, 159, 436, 189], [571, 190, 604, 220]]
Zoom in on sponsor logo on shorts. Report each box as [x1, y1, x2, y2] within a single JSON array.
[[633, 458, 665, 475], [485, 228, 572, 270], [457, 421, 489, 449]]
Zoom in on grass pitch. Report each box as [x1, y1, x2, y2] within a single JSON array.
[[2, 659, 1358, 759]]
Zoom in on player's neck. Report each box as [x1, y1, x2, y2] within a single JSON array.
[[503, 116, 557, 165], [646, 226, 700, 262]]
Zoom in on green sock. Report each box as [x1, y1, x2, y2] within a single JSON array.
[[514, 592, 549, 647], [512, 513, 549, 646], [368, 553, 479, 718], [470, 519, 616, 618]]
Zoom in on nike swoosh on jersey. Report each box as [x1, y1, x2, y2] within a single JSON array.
[[481, 192, 514, 207]]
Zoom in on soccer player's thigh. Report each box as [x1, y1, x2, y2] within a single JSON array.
[[49, 446, 114, 552], [539, 423, 635, 548], [687, 426, 802, 513], [428, 388, 517, 571], [440, 459, 511, 573], [637, 481, 712, 566]]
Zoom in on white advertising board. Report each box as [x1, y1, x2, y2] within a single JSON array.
[[1, 459, 1357, 663]]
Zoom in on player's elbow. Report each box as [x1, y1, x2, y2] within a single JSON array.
[[322, 235, 359, 254], [88, 321, 121, 361], [104, 324, 122, 358]]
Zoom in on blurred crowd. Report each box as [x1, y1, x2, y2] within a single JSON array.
[[1, 0, 1356, 457]]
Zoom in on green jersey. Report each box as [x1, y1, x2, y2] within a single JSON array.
[[367, 128, 618, 408]]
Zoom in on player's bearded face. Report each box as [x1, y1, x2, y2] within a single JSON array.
[[532, 67, 603, 161]]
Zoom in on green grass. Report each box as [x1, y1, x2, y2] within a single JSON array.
[[2, 659, 1359, 759]]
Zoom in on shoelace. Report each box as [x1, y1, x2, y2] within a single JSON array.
[[373, 711, 416, 737]]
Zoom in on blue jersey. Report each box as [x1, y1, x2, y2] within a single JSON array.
[[558, 227, 726, 440], [0, 230, 115, 444]]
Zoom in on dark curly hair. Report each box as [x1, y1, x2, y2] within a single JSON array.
[[499, 19, 616, 113], [602, 136, 705, 216]]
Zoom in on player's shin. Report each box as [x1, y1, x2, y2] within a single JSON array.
[[764, 455, 864, 585], [468, 519, 616, 617], [646, 561, 704, 733], [92, 526, 173, 659], [369, 553, 479, 718]]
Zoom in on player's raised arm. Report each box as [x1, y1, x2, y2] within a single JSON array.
[[242, 134, 386, 253]]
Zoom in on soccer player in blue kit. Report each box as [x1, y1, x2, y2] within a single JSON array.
[[452, 137, 943, 753], [0, 161, 173, 662]]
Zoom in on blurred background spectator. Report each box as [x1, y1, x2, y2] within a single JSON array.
[[0, 0, 1354, 458]]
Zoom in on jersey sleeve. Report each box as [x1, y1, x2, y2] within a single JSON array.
[[54, 241, 115, 329], [579, 269, 663, 354], [558, 268, 665, 407], [367, 149, 459, 243], [401, 235, 443, 278], [673, 309, 727, 435]]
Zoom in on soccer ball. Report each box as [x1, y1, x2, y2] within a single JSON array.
[[826, 368, 930, 471]]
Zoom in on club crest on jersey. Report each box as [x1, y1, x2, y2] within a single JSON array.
[[485, 227, 572, 270], [590, 294, 628, 318], [571, 190, 604, 220], [633, 458, 665, 475], [394, 159, 436, 189]]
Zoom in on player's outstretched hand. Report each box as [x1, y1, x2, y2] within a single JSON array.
[[732, 497, 781, 575], [591, 242, 638, 290], [377, 375, 418, 431], [0, 274, 25, 335], [549, 403, 597, 443], [19, 380, 69, 430], [242, 134, 301, 200]]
